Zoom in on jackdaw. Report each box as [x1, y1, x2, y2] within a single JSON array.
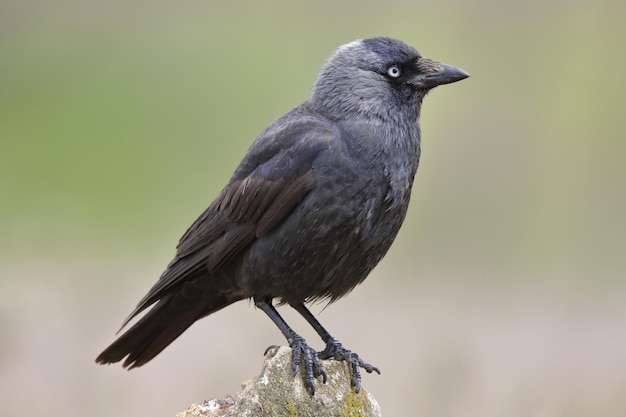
[[96, 37, 469, 394]]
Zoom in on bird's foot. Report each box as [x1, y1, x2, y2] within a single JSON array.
[[318, 337, 380, 393], [288, 335, 327, 395]]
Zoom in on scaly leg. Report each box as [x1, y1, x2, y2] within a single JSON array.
[[254, 297, 327, 394], [291, 302, 380, 393]]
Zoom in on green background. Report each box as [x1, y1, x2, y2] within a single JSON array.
[[1, 1, 624, 416]]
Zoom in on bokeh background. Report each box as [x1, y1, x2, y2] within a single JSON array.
[[1, 1, 625, 416]]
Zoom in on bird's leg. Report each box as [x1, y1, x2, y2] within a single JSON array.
[[254, 297, 327, 394], [291, 302, 380, 393]]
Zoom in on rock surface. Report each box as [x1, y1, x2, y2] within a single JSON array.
[[176, 346, 381, 417]]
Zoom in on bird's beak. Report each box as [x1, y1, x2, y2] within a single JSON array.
[[408, 58, 470, 89]]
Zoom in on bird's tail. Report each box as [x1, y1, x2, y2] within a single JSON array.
[[95, 294, 236, 368]]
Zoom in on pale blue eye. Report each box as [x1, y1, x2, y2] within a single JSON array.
[[387, 65, 401, 78]]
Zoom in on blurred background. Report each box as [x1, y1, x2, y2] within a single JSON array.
[[1, 0, 625, 416]]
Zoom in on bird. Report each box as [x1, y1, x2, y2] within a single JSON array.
[[96, 37, 469, 394]]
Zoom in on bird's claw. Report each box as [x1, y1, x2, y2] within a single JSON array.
[[318, 337, 380, 393], [263, 344, 280, 355], [289, 335, 327, 395]]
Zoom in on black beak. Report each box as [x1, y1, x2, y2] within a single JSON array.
[[408, 58, 470, 90]]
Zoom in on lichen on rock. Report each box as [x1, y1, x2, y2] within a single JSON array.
[[177, 346, 381, 417]]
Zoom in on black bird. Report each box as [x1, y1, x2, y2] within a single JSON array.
[[96, 37, 469, 394]]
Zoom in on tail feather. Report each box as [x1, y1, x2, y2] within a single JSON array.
[[96, 295, 235, 368]]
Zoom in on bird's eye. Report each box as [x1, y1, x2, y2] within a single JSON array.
[[387, 65, 401, 78]]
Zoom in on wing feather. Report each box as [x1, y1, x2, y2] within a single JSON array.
[[121, 119, 333, 325]]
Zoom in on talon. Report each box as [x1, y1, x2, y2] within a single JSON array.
[[263, 345, 279, 355], [318, 337, 379, 392], [317, 366, 328, 384], [288, 336, 326, 395]]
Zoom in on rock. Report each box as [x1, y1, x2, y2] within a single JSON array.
[[176, 346, 381, 417], [176, 397, 235, 417]]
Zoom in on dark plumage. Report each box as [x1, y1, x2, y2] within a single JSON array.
[[96, 37, 468, 394]]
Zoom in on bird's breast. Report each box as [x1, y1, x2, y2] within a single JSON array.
[[237, 152, 413, 302]]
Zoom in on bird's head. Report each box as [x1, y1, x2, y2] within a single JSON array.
[[310, 37, 469, 122]]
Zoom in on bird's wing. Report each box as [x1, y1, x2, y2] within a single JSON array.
[[121, 118, 333, 326]]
